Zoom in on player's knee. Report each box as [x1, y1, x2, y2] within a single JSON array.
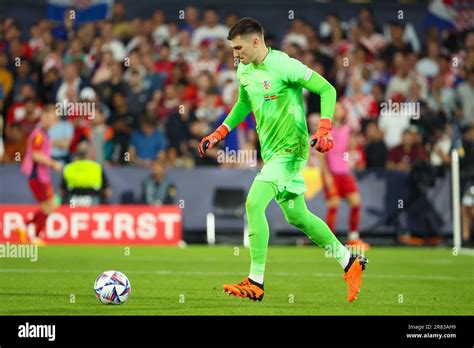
[[40, 200, 55, 214], [349, 196, 360, 207], [285, 212, 306, 229], [246, 197, 263, 215], [327, 197, 341, 208]]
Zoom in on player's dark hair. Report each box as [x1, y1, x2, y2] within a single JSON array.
[[227, 17, 264, 40]]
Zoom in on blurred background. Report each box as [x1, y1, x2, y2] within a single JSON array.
[[0, 0, 473, 247]]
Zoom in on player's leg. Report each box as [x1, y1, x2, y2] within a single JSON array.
[[279, 194, 349, 267], [279, 194, 367, 302], [326, 196, 340, 233], [223, 180, 276, 301], [462, 204, 470, 242], [345, 191, 370, 252], [323, 174, 340, 233], [246, 180, 276, 283], [26, 180, 55, 245]]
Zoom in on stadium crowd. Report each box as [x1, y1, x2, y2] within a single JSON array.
[[0, 3, 473, 176], [0, 2, 473, 244]]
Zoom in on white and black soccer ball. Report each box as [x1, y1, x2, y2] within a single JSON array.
[[94, 270, 131, 305]]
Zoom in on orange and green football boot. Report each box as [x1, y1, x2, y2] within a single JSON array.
[[223, 277, 264, 302], [343, 254, 368, 302]]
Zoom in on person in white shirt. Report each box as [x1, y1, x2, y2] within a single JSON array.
[[191, 8, 228, 47]]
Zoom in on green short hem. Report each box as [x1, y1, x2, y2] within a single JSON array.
[[254, 159, 307, 204]]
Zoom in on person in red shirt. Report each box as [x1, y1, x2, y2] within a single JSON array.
[[387, 127, 427, 173], [387, 126, 430, 246], [14, 105, 63, 245]]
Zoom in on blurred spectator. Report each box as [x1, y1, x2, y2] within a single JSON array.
[[142, 54, 167, 92], [40, 66, 61, 104], [128, 116, 167, 167], [0, 2, 469, 179], [382, 22, 415, 61], [100, 21, 126, 61], [416, 39, 440, 79], [455, 66, 474, 126], [369, 56, 391, 88], [191, 40, 219, 77], [386, 52, 427, 100], [437, 51, 457, 89], [364, 121, 387, 169], [105, 91, 137, 164], [3, 123, 27, 163], [427, 73, 456, 117], [152, 9, 169, 46], [55, 64, 88, 103], [154, 42, 174, 80], [111, 2, 133, 41], [8, 37, 33, 66], [126, 67, 152, 117], [156, 84, 181, 122], [461, 125, 474, 243], [0, 52, 13, 98], [61, 141, 112, 206], [192, 7, 228, 47], [341, 73, 378, 131], [52, 9, 76, 42], [48, 114, 74, 164], [429, 123, 452, 174], [378, 97, 414, 149], [180, 6, 201, 34], [91, 49, 114, 86], [387, 127, 427, 173], [11, 60, 38, 102], [97, 60, 127, 111], [6, 97, 42, 137], [165, 101, 194, 160], [141, 161, 177, 205], [282, 18, 309, 50], [89, 107, 110, 165], [63, 38, 87, 75], [356, 8, 386, 57], [166, 21, 181, 50], [173, 30, 200, 62]]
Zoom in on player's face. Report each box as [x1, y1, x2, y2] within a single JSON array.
[[229, 35, 257, 65]]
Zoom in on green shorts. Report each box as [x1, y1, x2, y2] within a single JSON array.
[[254, 157, 307, 203]]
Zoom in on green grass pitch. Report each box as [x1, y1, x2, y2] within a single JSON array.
[[0, 245, 473, 315]]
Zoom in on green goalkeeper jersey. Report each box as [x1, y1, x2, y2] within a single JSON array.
[[223, 48, 336, 163]]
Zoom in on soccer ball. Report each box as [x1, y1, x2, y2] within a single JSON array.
[[94, 270, 131, 305]]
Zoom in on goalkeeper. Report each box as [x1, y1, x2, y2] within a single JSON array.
[[199, 18, 367, 303]]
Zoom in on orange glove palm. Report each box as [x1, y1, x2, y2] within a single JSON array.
[[310, 118, 334, 153], [198, 124, 229, 158]]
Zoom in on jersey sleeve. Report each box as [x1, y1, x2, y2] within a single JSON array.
[[222, 79, 253, 131], [301, 71, 337, 119], [281, 54, 313, 85]]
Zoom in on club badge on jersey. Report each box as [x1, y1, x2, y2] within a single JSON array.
[[262, 80, 271, 90]]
